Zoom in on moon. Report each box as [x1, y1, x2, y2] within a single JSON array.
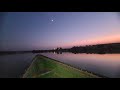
[[51, 19, 54, 22]]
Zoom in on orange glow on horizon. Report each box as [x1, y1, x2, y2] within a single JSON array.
[[62, 34, 120, 47]]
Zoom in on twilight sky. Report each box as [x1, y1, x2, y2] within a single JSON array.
[[0, 12, 120, 51]]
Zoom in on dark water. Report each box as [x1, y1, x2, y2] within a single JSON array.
[[0, 53, 36, 78], [0, 53, 120, 78], [41, 53, 120, 78]]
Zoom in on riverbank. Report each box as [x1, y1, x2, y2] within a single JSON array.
[[23, 55, 100, 78]]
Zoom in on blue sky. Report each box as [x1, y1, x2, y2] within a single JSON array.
[[0, 12, 120, 51]]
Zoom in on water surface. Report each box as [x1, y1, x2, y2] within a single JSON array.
[[41, 53, 120, 78], [0, 53, 36, 78], [0, 52, 120, 78]]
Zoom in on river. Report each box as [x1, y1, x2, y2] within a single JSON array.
[[41, 53, 120, 78], [0, 53, 36, 78], [0, 53, 120, 78]]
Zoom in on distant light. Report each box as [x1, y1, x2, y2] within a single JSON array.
[[51, 19, 54, 22]]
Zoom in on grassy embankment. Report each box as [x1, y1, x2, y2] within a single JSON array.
[[23, 55, 100, 78]]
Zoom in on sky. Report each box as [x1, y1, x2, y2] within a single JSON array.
[[0, 12, 120, 51]]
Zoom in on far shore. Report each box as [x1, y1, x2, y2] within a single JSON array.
[[1, 42, 120, 55]]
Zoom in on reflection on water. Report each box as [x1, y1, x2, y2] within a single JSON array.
[[0, 53, 36, 78], [41, 53, 120, 78], [0, 52, 120, 78]]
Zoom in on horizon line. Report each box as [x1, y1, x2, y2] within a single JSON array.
[[1, 42, 120, 52]]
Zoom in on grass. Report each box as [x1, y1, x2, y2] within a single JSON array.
[[23, 55, 100, 78]]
